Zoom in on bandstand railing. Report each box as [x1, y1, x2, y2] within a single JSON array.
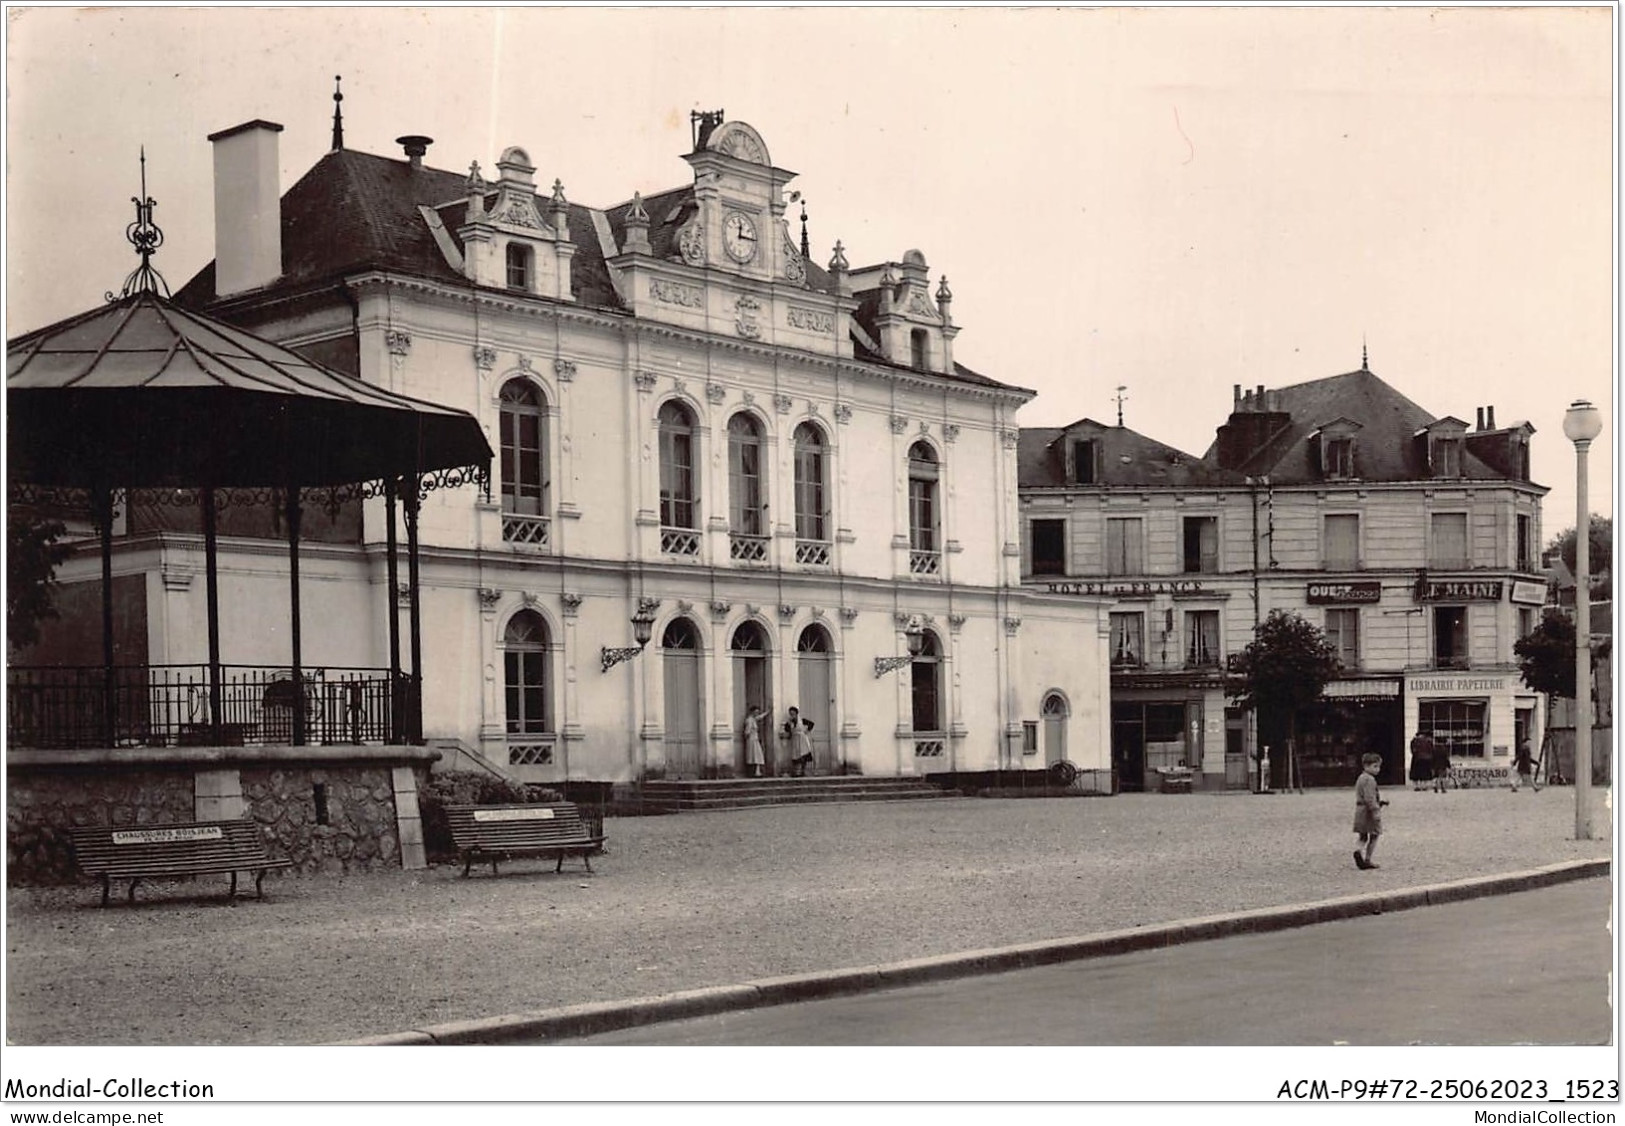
[[6, 664, 420, 750]]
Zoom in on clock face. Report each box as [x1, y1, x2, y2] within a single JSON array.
[[723, 212, 758, 262]]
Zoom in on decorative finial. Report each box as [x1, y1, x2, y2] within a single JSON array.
[[1361, 336, 1369, 371], [1115, 385, 1128, 428], [936, 275, 952, 303], [109, 147, 169, 301], [828, 240, 848, 274], [628, 191, 649, 223], [331, 76, 344, 152], [800, 198, 810, 259], [466, 161, 485, 191]]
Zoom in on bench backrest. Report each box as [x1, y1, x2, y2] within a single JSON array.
[[445, 803, 597, 849], [69, 820, 274, 875]]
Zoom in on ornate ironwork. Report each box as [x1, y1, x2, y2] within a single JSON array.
[[107, 148, 170, 302], [874, 654, 914, 678], [7, 663, 407, 749], [417, 463, 491, 502]]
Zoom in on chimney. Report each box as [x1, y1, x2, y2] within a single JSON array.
[[1476, 407, 1485, 430], [1486, 405, 1496, 429], [1233, 384, 1242, 410], [396, 135, 432, 170], [208, 119, 284, 298]]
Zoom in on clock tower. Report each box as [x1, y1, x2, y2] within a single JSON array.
[[679, 119, 800, 284]]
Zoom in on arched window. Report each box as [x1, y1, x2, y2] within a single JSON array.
[[499, 380, 547, 520], [503, 610, 551, 735], [659, 401, 698, 531], [907, 440, 940, 571], [661, 616, 700, 650], [910, 629, 942, 732], [730, 620, 770, 651], [728, 413, 766, 539], [796, 623, 832, 653], [793, 422, 828, 545], [1042, 692, 1069, 718], [506, 243, 532, 291]]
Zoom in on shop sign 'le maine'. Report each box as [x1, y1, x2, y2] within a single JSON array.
[[1415, 579, 1504, 602]]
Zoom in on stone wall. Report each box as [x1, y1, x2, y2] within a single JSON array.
[[6, 768, 195, 884], [241, 765, 401, 874], [7, 746, 439, 886]]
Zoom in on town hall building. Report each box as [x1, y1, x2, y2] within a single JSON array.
[[14, 106, 1111, 809]]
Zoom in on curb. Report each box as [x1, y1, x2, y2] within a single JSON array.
[[341, 857, 1610, 1045]]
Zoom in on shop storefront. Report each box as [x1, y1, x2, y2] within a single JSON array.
[[1404, 671, 1540, 785], [1110, 677, 1226, 791], [1294, 678, 1404, 788]]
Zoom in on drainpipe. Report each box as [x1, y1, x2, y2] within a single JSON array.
[[1247, 476, 1261, 627]]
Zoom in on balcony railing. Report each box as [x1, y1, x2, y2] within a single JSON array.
[[909, 550, 941, 575], [661, 528, 701, 557], [1433, 655, 1471, 670], [729, 533, 770, 563], [501, 513, 550, 547], [795, 539, 831, 566], [7, 664, 417, 750], [507, 737, 556, 767], [913, 738, 946, 758]]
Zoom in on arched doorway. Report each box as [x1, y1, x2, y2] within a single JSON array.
[[661, 617, 704, 778], [796, 623, 836, 774], [1042, 691, 1069, 769], [730, 621, 774, 775]]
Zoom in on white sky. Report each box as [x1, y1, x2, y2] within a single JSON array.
[[4, 4, 1617, 537]]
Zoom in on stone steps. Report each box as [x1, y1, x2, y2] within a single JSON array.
[[639, 776, 949, 812]]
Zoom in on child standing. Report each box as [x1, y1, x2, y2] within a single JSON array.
[[1352, 752, 1388, 870]]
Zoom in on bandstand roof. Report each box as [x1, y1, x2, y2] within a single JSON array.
[[7, 290, 491, 489]]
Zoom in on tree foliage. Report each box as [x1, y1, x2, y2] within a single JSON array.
[[1512, 607, 1610, 699], [1228, 610, 1341, 722], [1548, 517, 1612, 577], [6, 512, 72, 652]]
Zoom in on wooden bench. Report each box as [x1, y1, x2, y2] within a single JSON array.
[[68, 820, 293, 907], [445, 802, 605, 877]]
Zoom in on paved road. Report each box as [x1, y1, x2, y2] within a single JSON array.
[[563, 878, 1614, 1045]]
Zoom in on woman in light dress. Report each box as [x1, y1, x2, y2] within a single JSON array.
[[743, 705, 765, 777]]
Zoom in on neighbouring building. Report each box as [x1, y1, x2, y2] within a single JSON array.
[[1018, 367, 1548, 790], [12, 106, 1112, 817]]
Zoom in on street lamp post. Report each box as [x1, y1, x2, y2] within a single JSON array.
[[1561, 399, 1602, 841]]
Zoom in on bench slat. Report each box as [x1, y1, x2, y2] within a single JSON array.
[[444, 803, 604, 877], [68, 820, 291, 906]]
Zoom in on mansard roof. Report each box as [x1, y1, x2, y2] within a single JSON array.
[[173, 140, 1019, 395], [1206, 368, 1510, 484], [1018, 419, 1238, 489]]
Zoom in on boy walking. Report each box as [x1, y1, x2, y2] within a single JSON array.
[[1352, 752, 1388, 870]]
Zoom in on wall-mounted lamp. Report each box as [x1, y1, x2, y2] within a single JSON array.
[[874, 616, 928, 677], [601, 598, 660, 673]]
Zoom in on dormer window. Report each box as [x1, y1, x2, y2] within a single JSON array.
[[506, 243, 532, 291], [1312, 418, 1362, 481], [1431, 436, 1462, 478], [1421, 418, 1469, 480], [910, 329, 929, 372], [1071, 439, 1097, 485], [1325, 437, 1354, 479]]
